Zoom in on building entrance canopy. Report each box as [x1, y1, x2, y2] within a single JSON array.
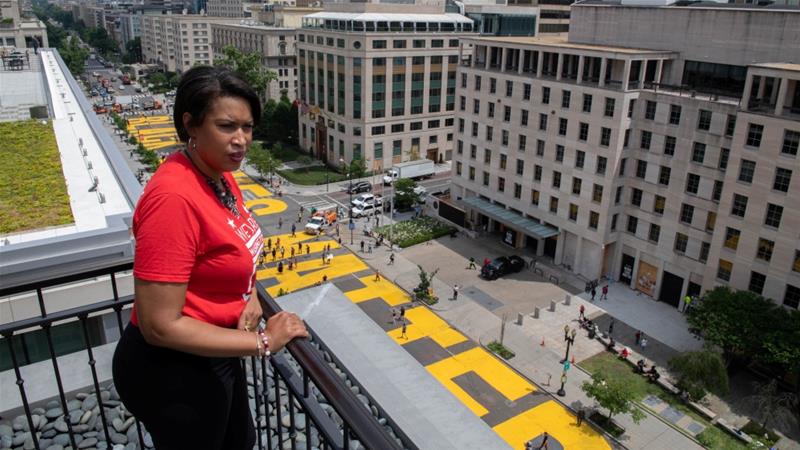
[[462, 197, 559, 240]]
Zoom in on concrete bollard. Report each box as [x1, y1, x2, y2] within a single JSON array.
[[517, 312, 524, 325], [550, 300, 556, 312], [532, 307, 540, 319], [564, 294, 571, 306]]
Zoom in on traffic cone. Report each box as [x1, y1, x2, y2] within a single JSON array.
[[540, 337, 545, 347]]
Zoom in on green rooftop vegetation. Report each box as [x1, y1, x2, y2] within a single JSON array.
[[0, 120, 73, 234]]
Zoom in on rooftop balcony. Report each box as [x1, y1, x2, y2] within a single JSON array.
[[0, 262, 409, 450]]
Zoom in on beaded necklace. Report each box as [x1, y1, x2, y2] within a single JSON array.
[[183, 149, 241, 218]]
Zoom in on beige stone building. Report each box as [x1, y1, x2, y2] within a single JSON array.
[[0, 0, 47, 48], [451, 2, 800, 310], [207, 0, 244, 17], [296, 0, 475, 170], [141, 13, 239, 72], [211, 22, 297, 100]]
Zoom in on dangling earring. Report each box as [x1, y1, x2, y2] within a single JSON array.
[[191, 138, 197, 152]]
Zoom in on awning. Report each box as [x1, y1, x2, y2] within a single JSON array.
[[461, 197, 560, 240]]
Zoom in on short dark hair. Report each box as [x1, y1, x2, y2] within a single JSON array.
[[173, 66, 261, 143]]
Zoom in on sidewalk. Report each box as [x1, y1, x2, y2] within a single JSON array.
[[342, 235, 705, 450]]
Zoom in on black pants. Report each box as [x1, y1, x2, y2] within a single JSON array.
[[112, 324, 256, 450]]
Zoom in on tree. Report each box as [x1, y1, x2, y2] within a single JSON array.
[[247, 142, 278, 182], [668, 350, 729, 400], [393, 178, 422, 212], [582, 371, 646, 424], [741, 379, 798, 434], [123, 38, 141, 64], [214, 46, 276, 99], [412, 265, 439, 304], [59, 36, 89, 77], [349, 158, 367, 179], [297, 155, 313, 173]]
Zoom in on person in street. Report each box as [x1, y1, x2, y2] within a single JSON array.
[[683, 295, 693, 313], [537, 432, 550, 449], [277, 260, 283, 274], [280, 246, 285, 259], [483, 258, 490, 267], [601, 284, 609, 300], [389, 253, 395, 265], [400, 305, 405, 319], [368, 243, 373, 253], [374, 270, 381, 282], [452, 284, 459, 301], [290, 247, 295, 258], [391, 308, 398, 325], [608, 318, 615, 336], [271, 248, 277, 261], [326, 252, 333, 265], [467, 257, 477, 269], [576, 409, 586, 427], [297, 211, 302, 223], [640, 337, 648, 350], [306, 244, 310, 255], [400, 320, 408, 339], [590, 286, 597, 302], [290, 223, 296, 237], [278, 217, 282, 229], [635, 330, 642, 345], [360, 240, 365, 252], [579, 304, 585, 321]]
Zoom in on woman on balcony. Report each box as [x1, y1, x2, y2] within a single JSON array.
[[112, 66, 308, 450]]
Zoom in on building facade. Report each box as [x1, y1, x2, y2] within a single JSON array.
[[141, 13, 238, 72], [451, 3, 800, 310], [207, 0, 244, 17], [0, 0, 47, 48], [211, 22, 297, 100], [296, 1, 475, 169]]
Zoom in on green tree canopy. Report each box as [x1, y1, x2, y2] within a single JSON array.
[[59, 36, 89, 77], [582, 371, 646, 424], [214, 46, 276, 98], [393, 178, 422, 211], [122, 38, 141, 64], [246, 142, 278, 181], [349, 158, 367, 179], [668, 350, 729, 400]]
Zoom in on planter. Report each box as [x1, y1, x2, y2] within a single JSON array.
[[589, 412, 625, 438]]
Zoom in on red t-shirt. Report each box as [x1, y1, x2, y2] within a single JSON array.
[[130, 151, 263, 328]]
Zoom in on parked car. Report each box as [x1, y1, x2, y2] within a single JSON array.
[[346, 180, 372, 194], [351, 202, 379, 218], [480, 256, 526, 280]]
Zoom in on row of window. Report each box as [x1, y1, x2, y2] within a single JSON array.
[[716, 264, 800, 309], [640, 101, 736, 136], [298, 34, 460, 49], [456, 139, 609, 176]]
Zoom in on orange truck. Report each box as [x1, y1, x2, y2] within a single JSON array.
[[304, 204, 338, 234]]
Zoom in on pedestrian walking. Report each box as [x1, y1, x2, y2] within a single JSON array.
[[278, 217, 283, 229], [389, 253, 395, 265], [608, 318, 615, 337], [360, 240, 365, 252], [271, 248, 277, 261], [266, 238, 272, 250], [300, 205, 305, 216], [336, 223, 340, 235], [374, 270, 381, 282], [640, 337, 648, 350], [537, 432, 550, 450], [601, 284, 609, 300], [297, 211, 302, 223], [280, 246, 285, 259], [391, 308, 398, 325], [590, 286, 597, 302], [368, 243, 373, 253], [467, 257, 477, 270], [306, 244, 310, 254], [579, 304, 585, 321], [291, 223, 296, 237], [483, 258, 491, 267], [400, 320, 408, 339], [576, 409, 586, 427], [290, 247, 295, 257], [276, 238, 281, 247], [400, 306, 405, 319], [277, 261, 284, 274], [453, 284, 459, 301], [682, 295, 693, 313], [326, 253, 333, 265], [635, 330, 642, 345], [321, 251, 326, 265]]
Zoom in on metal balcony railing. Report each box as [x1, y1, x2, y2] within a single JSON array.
[[0, 262, 409, 450]]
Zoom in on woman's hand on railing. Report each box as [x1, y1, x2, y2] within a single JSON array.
[[264, 311, 308, 353]]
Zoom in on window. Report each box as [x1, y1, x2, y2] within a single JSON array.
[[576, 150, 585, 169], [411, 122, 423, 131], [569, 204, 578, 221], [391, 124, 405, 133], [482, 172, 490, 186], [371, 39, 387, 49], [469, 166, 475, 180], [654, 195, 665, 214], [497, 177, 505, 192], [474, 75, 482, 91], [664, 136, 676, 156], [505, 80, 513, 97], [502, 130, 510, 146], [749, 271, 766, 295], [534, 165, 542, 181], [697, 110, 712, 131], [600, 128, 611, 146], [669, 104, 681, 125], [644, 101, 656, 120], [456, 161, 462, 175], [713, 180, 724, 202], [624, 129, 631, 148], [699, 242, 711, 262], [504, 106, 511, 122], [532, 190, 540, 206], [756, 238, 774, 262], [611, 214, 618, 231], [784, 285, 800, 309], [572, 177, 582, 195], [627, 216, 638, 234], [718, 148, 730, 171], [675, 233, 688, 253], [645, 224, 660, 243], [521, 110, 528, 126], [372, 126, 385, 135], [513, 183, 522, 199], [731, 194, 748, 217], [619, 158, 627, 177], [555, 145, 565, 162], [549, 196, 558, 214], [457, 140, 463, 155], [783, 130, 800, 156], [686, 174, 700, 194], [680, 203, 694, 224], [539, 114, 548, 131], [692, 142, 706, 164], [596, 156, 607, 175], [636, 160, 647, 179], [536, 140, 545, 156], [724, 227, 740, 250], [516, 159, 524, 175], [631, 188, 643, 207], [640, 131, 652, 150], [765, 203, 783, 228], [487, 102, 495, 118], [592, 184, 603, 203], [615, 186, 623, 205], [542, 86, 550, 104], [628, 99, 636, 118], [738, 159, 756, 183], [774, 168, 792, 192], [579, 123, 589, 141], [500, 154, 507, 169], [432, 39, 444, 48], [489, 78, 496, 94], [717, 259, 733, 281], [519, 135, 527, 151], [523, 83, 531, 100], [746, 123, 763, 147], [552, 171, 561, 188], [486, 126, 493, 142], [589, 211, 599, 230], [562, 90, 571, 108], [461, 73, 467, 89], [725, 114, 736, 137], [582, 94, 592, 113], [706, 211, 716, 233], [659, 166, 671, 186], [604, 98, 615, 117], [473, 99, 480, 115], [484, 148, 492, 164], [558, 118, 568, 136]]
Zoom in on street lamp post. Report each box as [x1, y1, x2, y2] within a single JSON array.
[[325, 162, 329, 192], [557, 327, 577, 397], [341, 158, 354, 244]]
